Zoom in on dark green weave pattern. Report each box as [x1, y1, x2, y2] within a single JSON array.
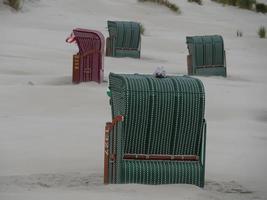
[[122, 160, 203, 186], [108, 73, 206, 187], [107, 21, 141, 58]]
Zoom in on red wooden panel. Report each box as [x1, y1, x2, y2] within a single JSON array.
[[72, 54, 80, 83], [70, 28, 105, 83]]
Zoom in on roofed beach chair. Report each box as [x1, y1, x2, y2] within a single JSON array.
[[106, 21, 141, 58], [66, 28, 105, 83], [186, 35, 227, 77], [104, 73, 207, 187]]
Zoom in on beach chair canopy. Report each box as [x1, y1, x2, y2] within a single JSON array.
[[104, 73, 207, 187]]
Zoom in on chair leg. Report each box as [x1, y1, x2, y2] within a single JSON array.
[[104, 122, 112, 184]]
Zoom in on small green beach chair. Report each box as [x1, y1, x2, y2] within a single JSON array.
[[106, 21, 141, 58], [186, 35, 227, 77]]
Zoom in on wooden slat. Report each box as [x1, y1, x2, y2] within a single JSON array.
[[72, 54, 80, 83], [104, 122, 112, 184], [197, 64, 224, 68], [123, 154, 199, 161]]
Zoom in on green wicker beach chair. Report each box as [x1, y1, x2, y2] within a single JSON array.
[[186, 35, 227, 77], [106, 21, 141, 58], [104, 73, 207, 187]]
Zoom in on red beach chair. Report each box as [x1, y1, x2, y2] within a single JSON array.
[[66, 28, 105, 83]]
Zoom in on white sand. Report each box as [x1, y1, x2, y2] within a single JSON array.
[[0, 0, 267, 199]]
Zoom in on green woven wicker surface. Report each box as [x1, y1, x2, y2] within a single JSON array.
[[186, 35, 226, 77], [107, 21, 141, 58], [107, 73, 206, 187], [122, 160, 203, 186]]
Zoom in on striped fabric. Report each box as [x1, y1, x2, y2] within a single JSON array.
[[106, 73, 206, 187], [106, 21, 141, 58], [186, 35, 227, 77]]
